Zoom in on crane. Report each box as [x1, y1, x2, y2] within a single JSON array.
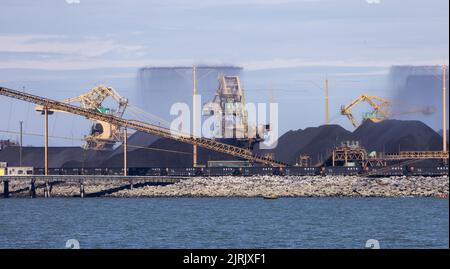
[[0, 86, 286, 167], [36, 85, 128, 150], [340, 94, 391, 128]]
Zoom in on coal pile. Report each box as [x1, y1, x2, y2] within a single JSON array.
[[0, 120, 444, 167], [0, 146, 110, 168], [438, 129, 449, 143], [254, 124, 352, 165], [254, 119, 443, 165], [115, 131, 160, 152], [351, 119, 443, 153], [100, 136, 238, 168]]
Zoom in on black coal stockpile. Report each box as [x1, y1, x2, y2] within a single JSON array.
[[106, 118, 441, 166], [438, 129, 449, 142], [100, 137, 236, 168], [253, 119, 443, 164], [0, 120, 444, 167], [351, 119, 442, 153], [0, 147, 110, 168], [253, 124, 352, 165]]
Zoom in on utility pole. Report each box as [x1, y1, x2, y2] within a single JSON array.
[[443, 64, 447, 153], [44, 107, 48, 176], [193, 65, 197, 167], [19, 121, 23, 166], [20, 86, 25, 167], [123, 127, 127, 176], [325, 79, 329, 125]]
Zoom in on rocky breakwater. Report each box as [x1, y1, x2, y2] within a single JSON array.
[[108, 176, 449, 198]]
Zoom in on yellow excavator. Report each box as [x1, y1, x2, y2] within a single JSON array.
[[340, 94, 435, 128]]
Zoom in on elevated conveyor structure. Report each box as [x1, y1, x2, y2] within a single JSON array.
[[0, 86, 286, 167]]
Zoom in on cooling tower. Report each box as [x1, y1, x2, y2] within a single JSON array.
[[388, 65, 449, 131], [137, 66, 243, 124]]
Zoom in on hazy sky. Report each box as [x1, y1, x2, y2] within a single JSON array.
[[0, 0, 448, 146]]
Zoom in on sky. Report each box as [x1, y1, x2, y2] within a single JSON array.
[[0, 0, 448, 146]]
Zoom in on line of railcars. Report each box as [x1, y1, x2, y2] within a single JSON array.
[[30, 165, 449, 177]]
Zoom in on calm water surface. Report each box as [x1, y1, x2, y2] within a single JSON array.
[[0, 197, 448, 249]]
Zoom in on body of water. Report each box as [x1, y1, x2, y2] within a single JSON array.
[[0, 197, 448, 249]]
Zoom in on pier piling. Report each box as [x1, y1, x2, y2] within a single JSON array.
[[3, 180, 9, 198], [29, 179, 36, 198], [79, 181, 85, 198], [44, 181, 51, 198]]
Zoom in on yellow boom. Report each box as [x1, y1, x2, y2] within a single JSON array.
[[340, 94, 391, 128]]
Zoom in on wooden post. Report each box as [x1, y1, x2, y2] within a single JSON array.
[[332, 151, 335, 167], [44, 181, 51, 198], [123, 127, 127, 176], [3, 180, 9, 198], [443, 64, 447, 153], [19, 121, 23, 166], [44, 107, 48, 176], [80, 181, 85, 198], [344, 149, 348, 167], [325, 79, 329, 125], [29, 179, 36, 198], [193, 65, 197, 168]]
